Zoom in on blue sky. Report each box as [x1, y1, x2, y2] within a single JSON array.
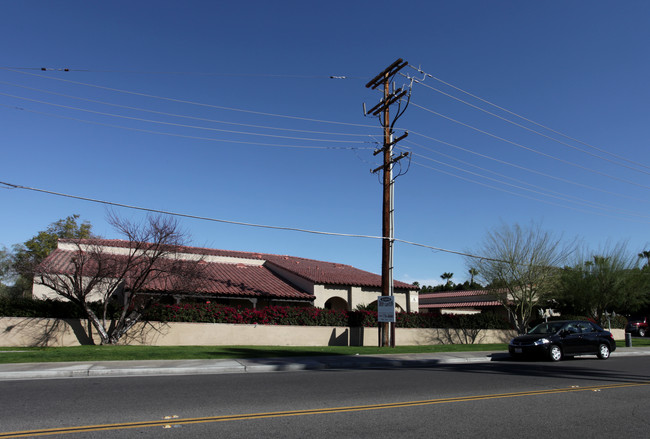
[[2, 1, 650, 287]]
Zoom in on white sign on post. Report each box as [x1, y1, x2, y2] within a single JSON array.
[[377, 296, 395, 323]]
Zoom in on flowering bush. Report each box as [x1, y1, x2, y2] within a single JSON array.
[[0, 297, 512, 329], [144, 303, 511, 329], [144, 303, 349, 326]]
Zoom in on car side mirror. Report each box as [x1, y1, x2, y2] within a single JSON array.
[[559, 329, 568, 337]]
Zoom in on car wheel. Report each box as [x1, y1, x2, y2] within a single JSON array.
[[639, 328, 646, 337], [597, 344, 611, 360], [549, 345, 563, 362]]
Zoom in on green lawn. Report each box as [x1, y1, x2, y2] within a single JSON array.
[[618, 337, 650, 347], [1, 338, 647, 364], [0, 343, 509, 364]]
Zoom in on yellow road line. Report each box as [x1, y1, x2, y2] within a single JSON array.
[[1, 381, 648, 438]]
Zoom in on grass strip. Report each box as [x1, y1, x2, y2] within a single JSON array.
[[0, 338, 647, 364], [0, 343, 509, 364]]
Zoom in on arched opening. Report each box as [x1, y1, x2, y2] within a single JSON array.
[[324, 297, 348, 311]]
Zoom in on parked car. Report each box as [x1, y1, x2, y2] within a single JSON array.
[[625, 317, 649, 337], [509, 320, 616, 362]]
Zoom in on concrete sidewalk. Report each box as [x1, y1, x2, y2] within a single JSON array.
[[1, 347, 649, 381]]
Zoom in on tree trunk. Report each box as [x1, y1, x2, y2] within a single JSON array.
[[84, 306, 111, 345]]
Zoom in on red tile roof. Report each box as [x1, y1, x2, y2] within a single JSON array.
[[39, 248, 314, 300], [418, 290, 501, 309], [144, 260, 312, 299], [419, 290, 499, 299], [43, 239, 418, 302], [420, 301, 501, 309], [57, 239, 415, 290]]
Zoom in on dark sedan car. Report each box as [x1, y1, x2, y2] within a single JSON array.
[[625, 316, 648, 337], [509, 320, 616, 361]]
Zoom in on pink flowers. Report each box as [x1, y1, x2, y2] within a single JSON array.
[[145, 302, 349, 326]]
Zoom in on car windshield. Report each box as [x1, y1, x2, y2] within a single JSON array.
[[528, 322, 565, 335]]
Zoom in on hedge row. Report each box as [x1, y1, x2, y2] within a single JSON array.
[[10, 298, 633, 330], [0, 298, 513, 329], [144, 303, 512, 328], [144, 303, 350, 327], [0, 297, 86, 319]]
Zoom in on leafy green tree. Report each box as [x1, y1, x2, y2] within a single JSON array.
[[557, 244, 650, 324], [11, 215, 94, 296], [0, 246, 14, 296], [467, 221, 574, 334], [0, 246, 11, 279]]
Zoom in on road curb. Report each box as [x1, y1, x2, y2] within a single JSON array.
[[0, 347, 648, 380]]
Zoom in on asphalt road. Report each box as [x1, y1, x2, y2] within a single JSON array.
[[1, 355, 648, 438]]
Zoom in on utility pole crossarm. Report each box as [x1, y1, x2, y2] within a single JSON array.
[[371, 152, 410, 174], [365, 58, 408, 90], [366, 88, 408, 116], [373, 131, 409, 156]]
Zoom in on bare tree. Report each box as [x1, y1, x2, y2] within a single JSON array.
[[34, 213, 204, 345], [467, 222, 574, 334]]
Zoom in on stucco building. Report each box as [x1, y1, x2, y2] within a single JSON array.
[[418, 290, 501, 315], [34, 239, 419, 312]]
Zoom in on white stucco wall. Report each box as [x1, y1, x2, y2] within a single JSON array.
[[313, 284, 418, 312], [32, 277, 116, 302]]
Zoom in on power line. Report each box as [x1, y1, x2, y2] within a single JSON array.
[[0, 80, 373, 138], [0, 91, 371, 145], [2, 66, 366, 79], [407, 64, 650, 173], [409, 101, 650, 191], [409, 150, 650, 221], [404, 132, 650, 205], [403, 72, 650, 176], [0, 103, 370, 151], [0, 180, 501, 262], [405, 143, 597, 207], [409, 161, 650, 224], [0, 67, 376, 129]]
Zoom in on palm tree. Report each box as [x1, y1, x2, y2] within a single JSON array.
[[440, 272, 454, 288], [468, 268, 478, 285], [638, 250, 650, 268]]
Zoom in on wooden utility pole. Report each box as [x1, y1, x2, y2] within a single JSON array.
[[365, 59, 410, 347]]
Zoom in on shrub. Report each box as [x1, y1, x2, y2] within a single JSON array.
[[350, 310, 511, 329], [395, 311, 512, 330], [143, 303, 349, 326], [1, 297, 512, 330], [0, 296, 83, 318]]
